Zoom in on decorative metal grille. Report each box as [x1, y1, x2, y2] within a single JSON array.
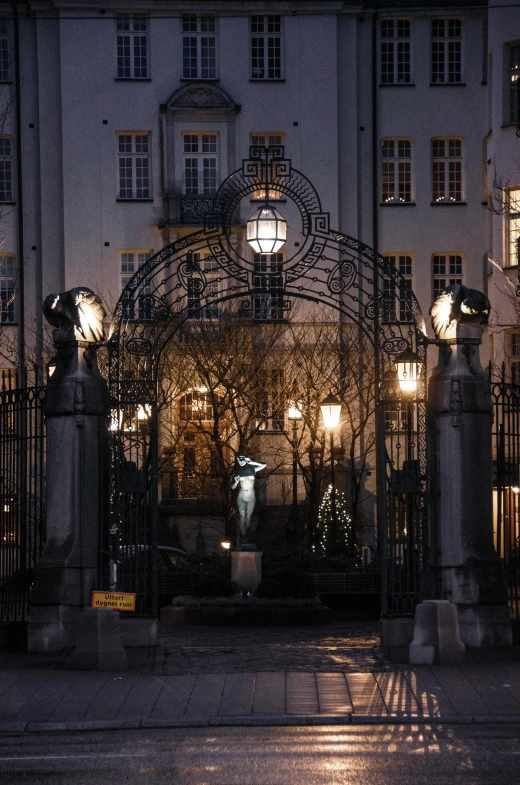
[[491, 366, 520, 619], [107, 146, 429, 618], [0, 385, 46, 633]]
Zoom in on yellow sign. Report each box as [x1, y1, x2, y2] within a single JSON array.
[[91, 591, 136, 612]]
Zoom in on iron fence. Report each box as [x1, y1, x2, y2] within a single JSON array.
[[491, 367, 520, 619], [0, 384, 46, 630]]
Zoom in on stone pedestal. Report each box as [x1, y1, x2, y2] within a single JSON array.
[[28, 315, 109, 652], [231, 551, 262, 593], [409, 600, 465, 665], [66, 609, 127, 670], [429, 320, 512, 646]]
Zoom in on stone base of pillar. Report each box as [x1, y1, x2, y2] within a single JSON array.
[[120, 617, 159, 648], [409, 600, 465, 665], [380, 617, 415, 663], [28, 605, 81, 652], [65, 609, 127, 671], [457, 604, 512, 647], [231, 551, 262, 593]]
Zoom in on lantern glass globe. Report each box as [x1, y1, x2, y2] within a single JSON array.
[[247, 203, 287, 254]]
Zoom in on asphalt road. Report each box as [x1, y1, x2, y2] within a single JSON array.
[[1, 724, 520, 785]]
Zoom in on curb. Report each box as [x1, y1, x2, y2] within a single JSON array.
[[3, 713, 520, 733]]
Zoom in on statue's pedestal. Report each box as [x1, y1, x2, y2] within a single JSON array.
[[231, 551, 262, 593]]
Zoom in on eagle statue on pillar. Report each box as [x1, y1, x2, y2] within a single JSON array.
[[429, 284, 490, 342], [43, 287, 106, 343]]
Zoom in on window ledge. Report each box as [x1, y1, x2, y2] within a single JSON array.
[[501, 122, 520, 129], [0, 201, 16, 205], [114, 77, 152, 82], [502, 265, 519, 272], [116, 198, 154, 203], [249, 78, 286, 83], [429, 82, 466, 87], [380, 202, 416, 207], [180, 78, 220, 83], [379, 83, 415, 88], [0, 321, 17, 326], [430, 201, 467, 206]]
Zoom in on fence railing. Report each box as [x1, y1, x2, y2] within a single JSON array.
[[0, 385, 46, 629], [490, 366, 520, 619]]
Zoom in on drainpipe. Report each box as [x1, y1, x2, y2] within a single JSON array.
[[371, 9, 389, 616], [11, 1, 25, 382]]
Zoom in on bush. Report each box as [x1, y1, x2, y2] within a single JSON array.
[[254, 578, 286, 599], [265, 567, 316, 599], [193, 576, 238, 598]]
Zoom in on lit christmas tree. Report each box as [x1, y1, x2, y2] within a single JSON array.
[[314, 484, 360, 562]]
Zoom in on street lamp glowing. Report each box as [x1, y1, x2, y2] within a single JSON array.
[[320, 393, 342, 429], [246, 203, 287, 254], [220, 540, 231, 550], [395, 349, 422, 394]]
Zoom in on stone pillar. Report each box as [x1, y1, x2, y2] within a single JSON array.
[[28, 291, 109, 651], [429, 321, 511, 646]]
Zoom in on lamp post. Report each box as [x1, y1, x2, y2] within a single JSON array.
[[287, 402, 302, 543], [320, 393, 342, 554], [394, 349, 422, 588]]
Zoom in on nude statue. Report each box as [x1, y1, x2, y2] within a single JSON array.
[[231, 454, 266, 544]]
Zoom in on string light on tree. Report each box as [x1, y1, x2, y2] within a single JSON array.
[[314, 484, 359, 562]]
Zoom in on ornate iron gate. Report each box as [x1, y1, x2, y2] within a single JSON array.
[[491, 367, 520, 618], [106, 146, 431, 618], [0, 383, 46, 640]]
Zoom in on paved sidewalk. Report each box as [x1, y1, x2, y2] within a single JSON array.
[[2, 622, 520, 732]]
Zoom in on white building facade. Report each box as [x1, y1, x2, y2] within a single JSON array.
[[0, 0, 518, 550]]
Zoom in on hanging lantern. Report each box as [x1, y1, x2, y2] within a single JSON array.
[[246, 203, 287, 254], [320, 393, 342, 429], [395, 348, 422, 394]]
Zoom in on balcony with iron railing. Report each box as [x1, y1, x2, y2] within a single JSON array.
[[160, 194, 243, 227]]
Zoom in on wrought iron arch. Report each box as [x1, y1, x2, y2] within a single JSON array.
[[107, 147, 430, 618]]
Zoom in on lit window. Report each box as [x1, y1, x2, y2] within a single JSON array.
[[382, 255, 413, 323], [116, 13, 149, 79], [385, 405, 408, 432], [432, 138, 463, 203], [506, 187, 520, 267], [0, 19, 10, 81], [251, 16, 283, 80], [381, 139, 413, 203], [508, 45, 520, 124], [0, 367, 15, 391], [431, 18, 463, 84], [381, 19, 412, 85], [117, 133, 151, 199], [432, 253, 463, 300], [250, 134, 284, 200], [179, 390, 215, 422], [120, 250, 153, 321], [187, 251, 220, 320], [253, 252, 285, 321], [0, 254, 15, 324], [183, 133, 218, 195], [258, 369, 285, 432], [510, 332, 520, 385], [182, 15, 217, 79]]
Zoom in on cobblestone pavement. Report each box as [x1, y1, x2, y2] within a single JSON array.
[[160, 621, 393, 674]]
